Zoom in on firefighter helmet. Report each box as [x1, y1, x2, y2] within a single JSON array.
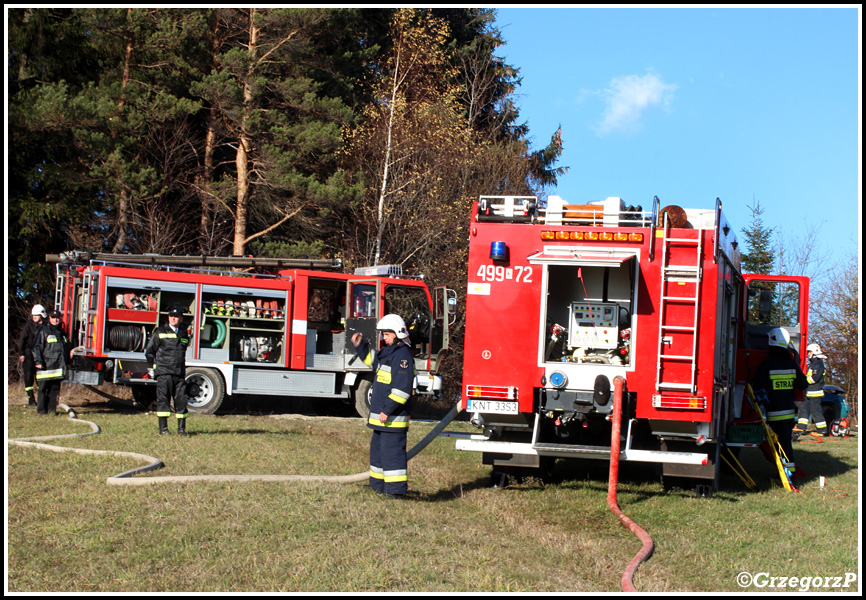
[[168, 305, 185, 318], [768, 327, 791, 349], [806, 343, 826, 358], [376, 314, 409, 339], [31, 304, 47, 318]]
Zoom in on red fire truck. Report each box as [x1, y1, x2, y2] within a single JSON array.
[[457, 195, 808, 494], [49, 252, 456, 416]]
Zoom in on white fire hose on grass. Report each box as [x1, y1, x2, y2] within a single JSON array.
[[9, 402, 462, 487]]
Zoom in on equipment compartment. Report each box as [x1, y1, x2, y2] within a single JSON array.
[[200, 285, 287, 365], [103, 278, 196, 353]]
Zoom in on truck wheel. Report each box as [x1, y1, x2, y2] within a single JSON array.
[[185, 367, 226, 414], [354, 378, 372, 418]]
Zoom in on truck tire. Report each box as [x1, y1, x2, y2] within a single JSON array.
[[354, 378, 372, 419], [185, 367, 226, 415]]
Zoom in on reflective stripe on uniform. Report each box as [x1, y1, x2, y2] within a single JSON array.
[[36, 369, 64, 380], [806, 390, 824, 397], [362, 351, 373, 367], [159, 333, 178, 339], [383, 469, 408, 483], [370, 465, 384, 480], [769, 369, 796, 390], [368, 414, 410, 428], [767, 409, 795, 422], [156, 411, 172, 417], [388, 388, 410, 405], [376, 364, 392, 384]]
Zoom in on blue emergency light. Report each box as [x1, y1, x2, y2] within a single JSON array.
[[490, 241, 509, 261]]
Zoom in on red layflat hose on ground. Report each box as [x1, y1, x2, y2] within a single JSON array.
[[607, 376, 655, 592]]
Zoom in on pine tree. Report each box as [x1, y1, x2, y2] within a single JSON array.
[[740, 197, 775, 275], [191, 8, 355, 257]]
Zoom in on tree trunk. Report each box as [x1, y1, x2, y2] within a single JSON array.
[[200, 15, 222, 254], [233, 8, 257, 256], [374, 43, 402, 266], [111, 10, 135, 253]]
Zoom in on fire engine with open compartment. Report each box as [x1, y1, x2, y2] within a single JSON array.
[[49, 252, 456, 416], [456, 195, 808, 494]]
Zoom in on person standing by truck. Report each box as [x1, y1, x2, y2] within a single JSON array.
[[18, 304, 47, 406], [32, 310, 72, 415], [145, 305, 191, 436], [794, 343, 828, 437], [351, 314, 415, 498], [751, 327, 809, 475]]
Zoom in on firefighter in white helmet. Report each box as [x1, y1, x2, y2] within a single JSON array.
[[751, 327, 808, 477], [351, 314, 414, 498], [794, 343, 828, 437], [32, 310, 73, 415], [18, 304, 47, 406]]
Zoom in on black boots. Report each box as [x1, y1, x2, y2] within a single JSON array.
[[26, 388, 36, 406], [159, 417, 188, 436]]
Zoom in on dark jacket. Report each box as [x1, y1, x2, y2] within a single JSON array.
[[145, 322, 190, 377], [751, 346, 808, 422], [805, 355, 825, 398], [356, 339, 415, 431], [32, 323, 71, 381], [18, 319, 42, 359]]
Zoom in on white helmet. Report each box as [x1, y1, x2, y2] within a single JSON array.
[[768, 327, 791, 349], [806, 343, 826, 358], [376, 314, 409, 339], [31, 304, 47, 318]]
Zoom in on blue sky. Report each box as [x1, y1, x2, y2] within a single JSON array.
[[493, 7, 860, 266]]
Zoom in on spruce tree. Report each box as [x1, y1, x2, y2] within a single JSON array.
[[740, 197, 775, 275]]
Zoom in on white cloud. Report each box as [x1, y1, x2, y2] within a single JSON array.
[[595, 72, 677, 135]]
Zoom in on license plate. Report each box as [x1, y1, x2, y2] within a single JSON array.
[[467, 399, 519, 414]]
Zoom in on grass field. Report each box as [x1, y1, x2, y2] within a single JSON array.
[[6, 400, 861, 593]]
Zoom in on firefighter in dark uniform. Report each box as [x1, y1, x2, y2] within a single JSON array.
[[18, 304, 47, 406], [145, 305, 191, 435], [751, 327, 808, 475], [32, 310, 72, 415], [794, 343, 828, 437], [351, 314, 414, 498]]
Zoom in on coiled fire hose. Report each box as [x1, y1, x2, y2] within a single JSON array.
[[9, 402, 462, 487], [607, 376, 655, 592]]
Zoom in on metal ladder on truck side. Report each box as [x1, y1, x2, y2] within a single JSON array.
[[655, 212, 703, 394], [77, 269, 99, 353]]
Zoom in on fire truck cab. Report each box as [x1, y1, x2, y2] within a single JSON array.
[[457, 195, 808, 494], [51, 252, 456, 416]]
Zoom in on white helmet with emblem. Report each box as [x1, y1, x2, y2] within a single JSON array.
[[768, 327, 791, 349], [806, 343, 826, 358], [376, 314, 409, 339]]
